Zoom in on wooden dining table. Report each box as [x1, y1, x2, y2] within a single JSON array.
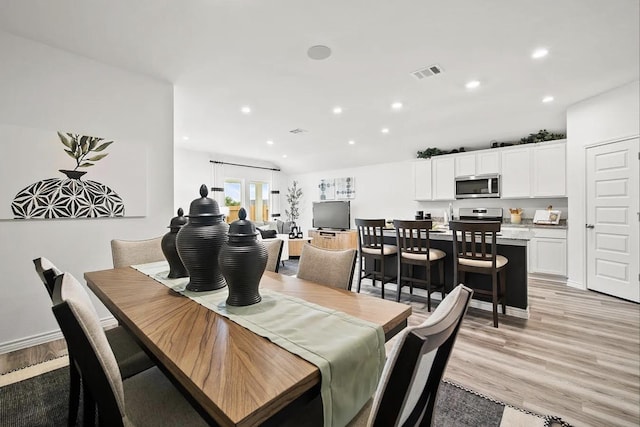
[[85, 267, 411, 427]]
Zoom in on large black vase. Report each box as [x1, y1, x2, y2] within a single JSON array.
[[161, 208, 189, 279], [176, 185, 229, 292], [219, 207, 267, 306]]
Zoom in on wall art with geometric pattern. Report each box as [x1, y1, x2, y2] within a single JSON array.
[[335, 177, 356, 199], [1, 124, 147, 220]]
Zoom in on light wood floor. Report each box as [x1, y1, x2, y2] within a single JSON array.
[[2, 276, 638, 427], [372, 276, 640, 427]]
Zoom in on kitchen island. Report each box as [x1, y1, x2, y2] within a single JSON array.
[[381, 228, 532, 317]]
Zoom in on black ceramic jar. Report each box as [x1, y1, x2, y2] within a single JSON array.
[[176, 185, 229, 292], [219, 208, 267, 306], [161, 208, 189, 279]]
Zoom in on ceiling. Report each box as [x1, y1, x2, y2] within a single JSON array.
[[0, 0, 638, 174]]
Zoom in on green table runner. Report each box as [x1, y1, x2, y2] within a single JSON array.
[[133, 261, 385, 427]]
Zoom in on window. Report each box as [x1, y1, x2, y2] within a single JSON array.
[[224, 179, 242, 222], [249, 181, 270, 222]]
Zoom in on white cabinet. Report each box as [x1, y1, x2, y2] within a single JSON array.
[[413, 160, 432, 201], [501, 146, 531, 198], [455, 151, 500, 177], [532, 142, 566, 197], [432, 156, 455, 200], [528, 228, 567, 277], [477, 151, 500, 175]]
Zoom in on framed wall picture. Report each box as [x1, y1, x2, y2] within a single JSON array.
[[336, 177, 356, 199], [318, 178, 335, 200], [1, 124, 147, 220]]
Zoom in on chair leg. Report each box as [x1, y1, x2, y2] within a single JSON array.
[[438, 260, 445, 296], [68, 361, 80, 427], [425, 264, 431, 312], [396, 258, 402, 302], [356, 257, 363, 293], [380, 258, 385, 300], [492, 271, 499, 328], [500, 269, 507, 315], [83, 385, 96, 427]]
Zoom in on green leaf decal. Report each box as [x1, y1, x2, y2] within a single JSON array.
[[93, 141, 113, 152], [79, 162, 95, 168], [87, 153, 108, 161], [57, 131, 73, 149], [64, 149, 76, 159]]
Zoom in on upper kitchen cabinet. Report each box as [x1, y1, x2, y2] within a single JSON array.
[[432, 156, 455, 200], [501, 146, 531, 198], [531, 141, 566, 197], [413, 159, 432, 201], [455, 151, 500, 177]]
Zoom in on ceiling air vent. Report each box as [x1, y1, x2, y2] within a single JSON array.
[[289, 128, 308, 134], [411, 64, 443, 80]]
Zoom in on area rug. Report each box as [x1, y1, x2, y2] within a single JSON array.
[[0, 361, 570, 426]]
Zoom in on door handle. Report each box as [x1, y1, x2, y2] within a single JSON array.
[[585, 224, 595, 229]]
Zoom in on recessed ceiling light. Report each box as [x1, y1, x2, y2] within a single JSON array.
[[381, 128, 390, 134], [307, 45, 332, 60], [348, 140, 355, 145], [532, 48, 549, 59], [542, 96, 555, 103], [241, 106, 251, 114], [182, 136, 189, 141], [282, 154, 288, 158], [391, 102, 403, 110], [333, 107, 343, 114], [465, 80, 480, 89], [266, 140, 274, 145]]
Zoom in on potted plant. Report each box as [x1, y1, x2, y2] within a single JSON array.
[[285, 180, 303, 230], [57, 132, 113, 179]]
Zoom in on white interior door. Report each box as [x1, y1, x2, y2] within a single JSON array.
[[586, 138, 639, 302]]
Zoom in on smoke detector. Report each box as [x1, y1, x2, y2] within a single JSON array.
[[411, 64, 443, 80]]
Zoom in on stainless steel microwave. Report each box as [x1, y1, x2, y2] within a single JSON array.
[[455, 174, 500, 199]]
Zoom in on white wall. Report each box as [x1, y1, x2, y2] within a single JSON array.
[[566, 80, 640, 289], [0, 32, 174, 353], [291, 161, 566, 233]]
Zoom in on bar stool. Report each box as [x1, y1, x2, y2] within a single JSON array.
[[449, 220, 508, 327], [355, 218, 397, 299], [393, 219, 446, 311]]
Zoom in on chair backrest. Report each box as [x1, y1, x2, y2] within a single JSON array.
[[355, 218, 387, 256], [393, 219, 434, 259], [33, 257, 62, 297], [367, 284, 473, 426], [262, 239, 284, 273], [449, 220, 501, 268], [297, 244, 357, 290], [111, 237, 164, 268], [51, 272, 127, 426]]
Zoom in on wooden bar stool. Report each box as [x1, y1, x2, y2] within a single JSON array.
[[449, 220, 508, 327], [393, 219, 446, 311], [355, 218, 398, 299]]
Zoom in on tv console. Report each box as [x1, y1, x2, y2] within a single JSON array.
[[308, 229, 357, 250]]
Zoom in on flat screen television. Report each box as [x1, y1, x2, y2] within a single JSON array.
[[312, 201, 350, 230]]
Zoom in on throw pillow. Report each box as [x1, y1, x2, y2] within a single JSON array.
[[259, 229, 277, 239]]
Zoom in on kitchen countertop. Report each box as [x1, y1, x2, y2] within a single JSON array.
[[383, 228, 531, 246]]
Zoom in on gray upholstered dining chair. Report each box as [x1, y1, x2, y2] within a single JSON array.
[[262, 238, 284, 273], [33, 257, 155, 426], [297, 244, 357, 290], [110, 236, 164, 268], [347, 284, 473, 427], [51, 272, 208, 427]]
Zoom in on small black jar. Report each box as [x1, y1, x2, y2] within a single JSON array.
[[161, 208, 189, 279], [176, 185, 229, 292], [219, 208, 267, 306]]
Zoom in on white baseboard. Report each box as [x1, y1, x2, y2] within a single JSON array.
[[0, 316, 118, 355], [565, 279, 586, 290]]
